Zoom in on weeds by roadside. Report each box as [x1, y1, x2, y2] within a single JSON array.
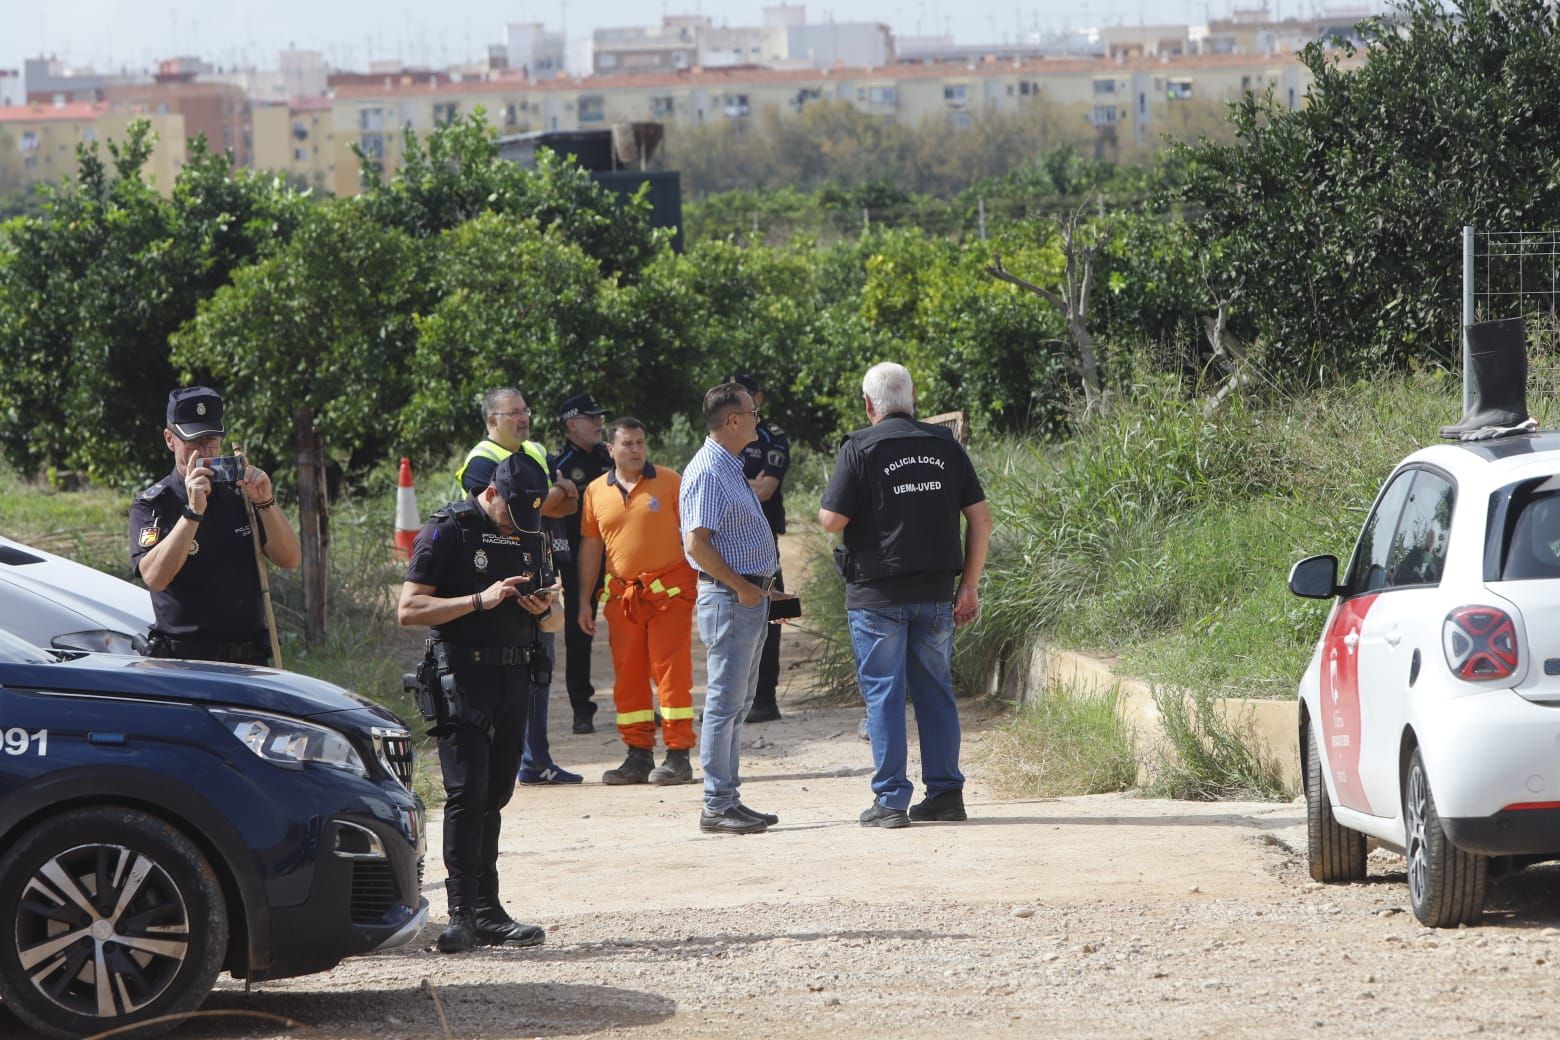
[[982, 682, 1138, 798], [1148, 687, 1288, 801]]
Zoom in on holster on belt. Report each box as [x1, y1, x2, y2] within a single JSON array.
[[604, 561, 695, 624]]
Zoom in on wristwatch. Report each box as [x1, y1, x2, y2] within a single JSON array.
[[181, 505, 204, 523]]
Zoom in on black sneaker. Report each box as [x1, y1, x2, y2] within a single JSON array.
[[735, 803, 779, 826], [909, 789, 967, 822], [436, 910, 478, 954], [700, 806, 768, 834], [745, 702, 782, 724], [859, 802, 911, 829], [572, 717, 595, 734]]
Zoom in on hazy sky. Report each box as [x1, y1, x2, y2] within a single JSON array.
[[0, 0, 1341, 76]]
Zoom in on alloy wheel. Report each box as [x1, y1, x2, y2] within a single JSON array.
[[1405, 763, 1430, 908], [14, 842, 191, 1021]]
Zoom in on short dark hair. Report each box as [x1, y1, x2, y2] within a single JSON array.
[[605, 416, 646, 444], [703, 382, 748, 431]]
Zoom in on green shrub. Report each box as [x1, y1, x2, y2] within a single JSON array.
[[983, 682, 1138, 798]]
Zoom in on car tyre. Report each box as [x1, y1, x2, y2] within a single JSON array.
[[0, 807, 228, 1040], [1305, 723, 1366, 882], [1403, 748, 1487, 928]]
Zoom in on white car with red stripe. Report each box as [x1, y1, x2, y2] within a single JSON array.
[[1290, 433, 1560, 927]]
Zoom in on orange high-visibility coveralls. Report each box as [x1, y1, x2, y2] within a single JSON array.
[[581, 464, 697, 751]]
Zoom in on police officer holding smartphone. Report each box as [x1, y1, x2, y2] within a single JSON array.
[[398, 452, 559, 954], [130, 387, 301, 664]]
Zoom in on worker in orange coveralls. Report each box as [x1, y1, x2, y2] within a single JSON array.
[[577, 416, 699, 787]]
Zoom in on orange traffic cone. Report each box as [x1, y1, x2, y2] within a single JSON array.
[[393, 457, 419, 560]]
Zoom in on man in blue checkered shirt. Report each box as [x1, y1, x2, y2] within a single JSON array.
[[680, 382, 796, 835]]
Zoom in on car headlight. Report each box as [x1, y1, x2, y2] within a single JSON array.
[[208, 708, 368, 776], [52, 629, 145, 655]]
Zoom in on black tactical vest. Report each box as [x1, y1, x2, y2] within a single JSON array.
[[428, 500, 546, 647], [841, 417, 968, 580]]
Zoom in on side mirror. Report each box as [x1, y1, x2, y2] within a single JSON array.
[[1288, 554, 1340, 599]]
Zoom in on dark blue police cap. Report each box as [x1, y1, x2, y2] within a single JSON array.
[[724, 372, 761, 395], [492, 452, 549, 529], [166, 386, 225, 441], [556, 393, 608, 422]]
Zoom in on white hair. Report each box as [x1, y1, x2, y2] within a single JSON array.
[[862, 362, 914, 415]]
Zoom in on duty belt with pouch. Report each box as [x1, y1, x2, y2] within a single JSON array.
[[404, 638, 532, 740]]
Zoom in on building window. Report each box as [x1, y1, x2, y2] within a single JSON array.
[[943, 84, 968, 108], [651, 96, 675, 118], [579, 95, 605, 123], [1092, 104, 1119, 125], [292, 121, 309, 140], [358, 107, 384, 132], [81, 128, 97, 143], [722, 94, 750, 117], [19, 131, 37, 152], [504, 104, 519, 126], [433, 102, 459, 126], [359, 133, 385, 160], [1139, 91, 1146, 115], [293, 147, 308, 162], [1168, 79, 1193, 101], [1019, 80, 1033, 96], [599, 53, 619, 69], [1092, 78, 1116, 95]]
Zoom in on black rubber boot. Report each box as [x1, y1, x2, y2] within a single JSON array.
[[602, 746, 655, 785], [1440, 316, 1531, 439]]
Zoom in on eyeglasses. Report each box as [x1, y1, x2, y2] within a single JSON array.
[[493, 409, 532, 419], [731, 409, 760, 421]]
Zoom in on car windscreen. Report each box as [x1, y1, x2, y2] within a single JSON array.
[[1490, 477, 1560, 581], [0, 627, 54, 664]]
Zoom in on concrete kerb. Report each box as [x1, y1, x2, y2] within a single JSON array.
[[986, 642, 1301, 797]]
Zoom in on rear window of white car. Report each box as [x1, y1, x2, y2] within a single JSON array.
[[1492, 479, 1560, 581]]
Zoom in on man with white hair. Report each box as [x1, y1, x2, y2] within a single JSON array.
[[818, 362, 991, 828]]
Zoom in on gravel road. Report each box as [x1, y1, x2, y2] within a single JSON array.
[[20, 695, 1560, 1040]]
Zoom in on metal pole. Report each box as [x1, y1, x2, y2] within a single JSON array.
[[1462, 224, 1474, 413]]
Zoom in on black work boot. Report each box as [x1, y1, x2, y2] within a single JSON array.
[[648, 748, 694, 785], [602, 746, 655, 785], [1440, 316, 1531, 440], [437, 908, 478, 954], [472, 901, 546, 948], [909, 788, 968, 822], [745, 700, 781, 724]]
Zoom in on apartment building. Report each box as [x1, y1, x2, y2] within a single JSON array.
[[317, 50, 1322, 193], [0, 103, 186, 193], [252, 97, 334, 191], [103, 78, 251, 166]]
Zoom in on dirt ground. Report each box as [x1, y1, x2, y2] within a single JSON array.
[[15, 537, 1560, 1038]]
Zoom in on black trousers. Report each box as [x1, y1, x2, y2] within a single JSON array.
[[438, 663, 529, 909], [560, 549, 603, 721], [753, 565, 784, 709]]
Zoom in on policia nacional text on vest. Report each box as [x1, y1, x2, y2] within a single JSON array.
[[833, 417, 967, 583], [406, 499, 553, 738]]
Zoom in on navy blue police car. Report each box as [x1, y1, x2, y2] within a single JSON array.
[[0, 627, 426, 1038]]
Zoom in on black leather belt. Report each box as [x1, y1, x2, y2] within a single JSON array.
[[148, 633, 268, 663], [697, 572, 776, 592]]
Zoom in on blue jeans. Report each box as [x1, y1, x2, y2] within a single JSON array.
[[520, 632, 556, 772], [696, 583, 770, 812], [848, 601, 963, 811]]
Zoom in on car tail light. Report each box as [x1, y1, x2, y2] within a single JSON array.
[[1443, 606, 1519, 681]]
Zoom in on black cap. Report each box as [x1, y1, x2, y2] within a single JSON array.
[[493, 452, 549, 529], [166, 387, 225, 441], [724, 372, 761, 395], [556, 393, 608, 422]]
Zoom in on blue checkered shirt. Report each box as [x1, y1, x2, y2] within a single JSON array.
[[679, 437, 779, 577]]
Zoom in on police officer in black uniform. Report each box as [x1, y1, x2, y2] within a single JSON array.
[[726, 373, 791, 723], [818, 362, 991, 828], [130, 387, 301, 664], [398, 452, 559, 953], [549, 392, 612, 733]]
